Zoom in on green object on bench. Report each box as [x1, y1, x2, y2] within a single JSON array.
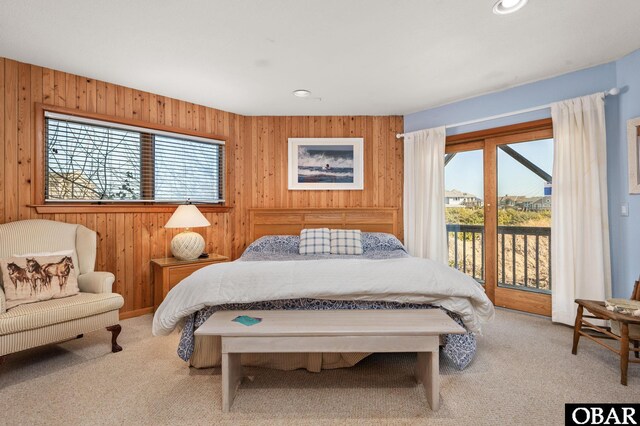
[[232, 315, 262, 326]]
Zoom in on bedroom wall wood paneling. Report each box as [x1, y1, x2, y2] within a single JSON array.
[[244, 116, 404, 236], [0, 57, 404, 318]]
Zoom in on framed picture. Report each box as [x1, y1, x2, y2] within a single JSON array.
[[629, 117, 640, 194], [288, 138, 364, 190]]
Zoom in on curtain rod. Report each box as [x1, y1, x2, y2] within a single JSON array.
[[395, 87, 620, 139]]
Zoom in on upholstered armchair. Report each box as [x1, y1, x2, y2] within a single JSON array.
[[0, 219, 124, 360]]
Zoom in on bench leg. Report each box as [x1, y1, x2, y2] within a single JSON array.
[[620, 323, 629, 386], [222, 352, 243, 412], [416, 351, 439, 411], [572, 305, 584, 355], [106, 324, 122, 353], [634, 340, 639, 359]]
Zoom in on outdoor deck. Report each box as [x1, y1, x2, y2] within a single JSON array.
[[447, 224, 551, 294]]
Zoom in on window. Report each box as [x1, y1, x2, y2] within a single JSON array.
[[43, 112, 225, 203]]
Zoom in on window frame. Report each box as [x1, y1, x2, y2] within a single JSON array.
[[32, 103, 232, 214]]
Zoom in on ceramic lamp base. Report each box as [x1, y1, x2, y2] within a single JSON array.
[[171, 231, 205, 260]]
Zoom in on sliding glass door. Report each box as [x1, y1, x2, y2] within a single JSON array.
[[445, 122, 553, 315]]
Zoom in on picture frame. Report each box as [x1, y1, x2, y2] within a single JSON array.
[[628, 117, 640, 194], [288, 138, 364, 190]]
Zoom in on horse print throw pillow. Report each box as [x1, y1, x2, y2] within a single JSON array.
[[0, 251, 79, 310]]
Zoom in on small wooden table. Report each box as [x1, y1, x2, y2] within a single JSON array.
[[195, 309, 465, 412], [151, 255, 229, 311], [572, 299, 640, 385]]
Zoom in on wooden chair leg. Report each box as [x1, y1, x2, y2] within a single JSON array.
[[572, 305, 584, 355], [620, 323, 629, 386], [106, 324, 122, 353]]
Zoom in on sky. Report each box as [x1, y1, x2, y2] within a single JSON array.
[[445, 138, 553, 199]]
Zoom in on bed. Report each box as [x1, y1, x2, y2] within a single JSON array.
[[152, 208, 495, 371]]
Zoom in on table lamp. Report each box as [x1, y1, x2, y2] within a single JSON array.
[[165, 204, 211, 260]]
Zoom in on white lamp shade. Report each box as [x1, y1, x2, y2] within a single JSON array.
[[165, 205, 211, 229]]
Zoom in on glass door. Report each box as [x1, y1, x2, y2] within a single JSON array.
[[445, 122, 553, 316], [492, 135, 553, 315], [444, 144, 485, 285]]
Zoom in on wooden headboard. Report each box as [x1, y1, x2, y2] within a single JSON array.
[[249, 208, 399, 242]]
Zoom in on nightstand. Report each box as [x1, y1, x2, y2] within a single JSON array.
[[151, 254, 229, 311]]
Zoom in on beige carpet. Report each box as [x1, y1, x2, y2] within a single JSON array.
[[0, 309, 638, 425]]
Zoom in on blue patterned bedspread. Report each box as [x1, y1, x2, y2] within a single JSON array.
[[177, 233, 478, 370]]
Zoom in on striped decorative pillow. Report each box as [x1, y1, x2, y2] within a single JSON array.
[[330, 229, 363, 255], [299, 228, 331, 255]]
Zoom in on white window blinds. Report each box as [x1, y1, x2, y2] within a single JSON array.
[[44, 112, 225, 203]]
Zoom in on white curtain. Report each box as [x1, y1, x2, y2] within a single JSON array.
[[550, 93, 612, 325], [403, 126, 447, 264]]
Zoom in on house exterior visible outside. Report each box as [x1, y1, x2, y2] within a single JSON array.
[[498, 195, 551, 211], [445, 189, 482, 207]]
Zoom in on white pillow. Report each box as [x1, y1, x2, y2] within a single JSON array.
[[330, 229, 363, 255], [299, 228, 331, 255]]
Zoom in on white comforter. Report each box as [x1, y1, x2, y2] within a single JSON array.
[[152, 257, 495, 336]]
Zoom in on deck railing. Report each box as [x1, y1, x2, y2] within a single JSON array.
[[446, 224, 551, 294]]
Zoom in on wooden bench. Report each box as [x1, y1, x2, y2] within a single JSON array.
[[195, 309, 465, 412]]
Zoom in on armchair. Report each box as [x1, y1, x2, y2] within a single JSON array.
[[0, 219, 124, 360]]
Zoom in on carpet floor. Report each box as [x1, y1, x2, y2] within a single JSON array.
[[0, 308, 638, 425]]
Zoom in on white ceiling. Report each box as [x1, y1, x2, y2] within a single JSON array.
[[1, 0, 639, 116]]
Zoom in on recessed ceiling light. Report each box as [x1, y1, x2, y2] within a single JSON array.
[[493, 0, 528, 15], [292, 89, 311, 98]]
